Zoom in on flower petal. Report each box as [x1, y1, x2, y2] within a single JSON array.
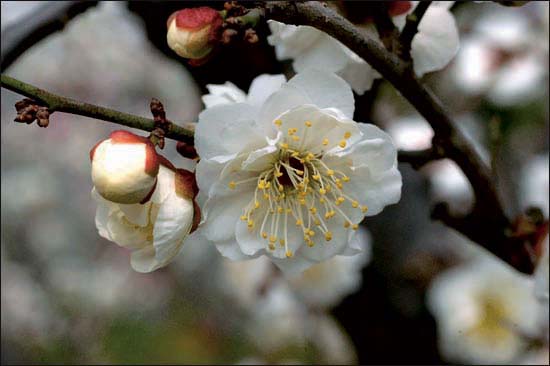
[[201, 190, 252, 242], [411, 6, 459, 77], [216, 238, 258, 261], [247, 74, 287, 109], [202, 81, 247, 108], [196, 103, 266, 159], [271, 254, 316, 275], [287, 70, 355, 119]]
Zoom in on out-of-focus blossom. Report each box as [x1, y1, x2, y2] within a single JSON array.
[[92, 144, 199, 273], [195, 71, 401, 274], [267, 2, 458, 94], [452, 4, 548, 105], [288, 226, 371, 309], [520, 154, 549, 217], [535, 235, 549, 305], [166, 7, 222, 62], [223, 226, 371, 309], [386, 115, 434, 151], [425, 159, 474, 214], [427, 254, 541, 365]]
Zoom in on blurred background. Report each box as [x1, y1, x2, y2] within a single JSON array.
[[1, 1, 548, 364]]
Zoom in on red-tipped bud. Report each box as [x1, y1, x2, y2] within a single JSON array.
[[90, 130, 159, 204], [166, 7, 222, 60], [176, 141, 199, 160]]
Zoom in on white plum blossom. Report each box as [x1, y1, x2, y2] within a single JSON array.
[[195, 70, 401, 274], [91, 134, 199, 273], [267, 2, 458, 94], [427, 254, 542, 365], [452, 4, 548, 105]]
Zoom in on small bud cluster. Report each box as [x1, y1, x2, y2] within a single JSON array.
[[14, 98, 50, 127]]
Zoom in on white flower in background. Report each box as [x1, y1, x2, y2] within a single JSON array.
[[452, 4, 548, 105], [425, 159, 474, 215], [91, 131, 199, 273], [520, 154, 549, 217], [288, 226, 371, 308], [427, 254, 542, 365], [535, 235, 549, 306], [267, 2, 458, 94], [195, 70, 401, 274], [223, 226, 371, 309], [385, 115, 434, 151]]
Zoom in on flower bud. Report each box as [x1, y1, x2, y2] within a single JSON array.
[[166, 7, 223, 60], [90, 130, 159, 204]]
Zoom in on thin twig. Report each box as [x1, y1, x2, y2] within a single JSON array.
[[1, 1, 99, 72], [263, 1, 536, 274], [399, 1, 432, 60], [1, 74, 194, 144]]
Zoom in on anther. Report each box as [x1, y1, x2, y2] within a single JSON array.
[[228, 181, 236, 189], [325, 231, 333, 241], [305, 121, 312, 127]]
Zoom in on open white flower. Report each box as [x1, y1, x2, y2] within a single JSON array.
[[92, 155, 199, 273], [195, 70, 401, 274], [427, 254, 542, 365], [267, 2, 458, 94]]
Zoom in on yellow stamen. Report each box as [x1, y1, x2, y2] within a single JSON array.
[[274, 119, 282, 126], [339, 140, 347, 148], [322, 138, 329, 146], [305, 121, 312, 127], [344, 131, 352, 139], [325, 231, 333, 241], [228, 181, 236, 189]]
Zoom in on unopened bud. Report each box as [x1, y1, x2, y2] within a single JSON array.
[[176, 141, 198, 160], [166, 7, 222, 60], [90, 130, 160, 204]]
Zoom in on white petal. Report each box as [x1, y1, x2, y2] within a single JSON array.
[[196, 103, 265, 160], [151, 165, 176, 205], [411, 6, 459, 77], [267, 20, 323, 59], [241, 144, 279, 172], [118, 202, 150, 227], [247, 74, 287, 109], [130, 246, 157, 273], [151, 192, 194, 270], [216, 238, 257, 261], [300, 217, 353, 262], [347, 165, 402, 216], [287, 70, 355, 119], [235, 217, 267, 256], [92, 188, 113, 240], [271, 254, 316, 275], [201, 191, 252, 242], [257, 83, 311, 134], [337, 123, 398, 172], [195, 158, 227, 201], [202, 82, 246, 108]]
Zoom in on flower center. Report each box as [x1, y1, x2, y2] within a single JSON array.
[[228, 119, 368, 258]]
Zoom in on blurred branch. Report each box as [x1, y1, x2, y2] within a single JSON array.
[[1, 74, 194, 144], [1, 1, 99, 72], [263, 1, 536, 273], [398, 147, 443, 169], [398, 1, 431, 60]]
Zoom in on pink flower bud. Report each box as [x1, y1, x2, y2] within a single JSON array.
[[166, 7, 223, 60], [90, 130, 159, 204]]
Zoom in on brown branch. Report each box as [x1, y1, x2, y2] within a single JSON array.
[[1, 1, 99, 72], [263, 1, 536, 273], [1, 74, 194, 144], [398, 147, 443, 169]]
